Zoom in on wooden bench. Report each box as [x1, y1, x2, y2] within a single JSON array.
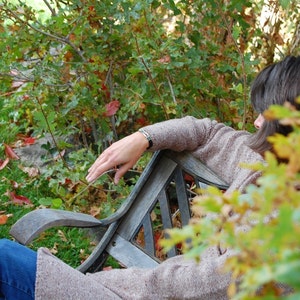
[[10, 150, 229, 273]]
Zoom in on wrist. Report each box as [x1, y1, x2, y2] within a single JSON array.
[[138, 128, 153, 149]]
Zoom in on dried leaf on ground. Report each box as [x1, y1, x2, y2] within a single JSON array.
[[0, 215, 8, 225], [89, 206, 101, 217], [18, 165, 39, 177], [4, 143, 20, 160], [6, 191, 32, 205], [0, 157, 10, 170]]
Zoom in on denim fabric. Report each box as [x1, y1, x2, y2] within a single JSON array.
[[0, 239, 37, 300]]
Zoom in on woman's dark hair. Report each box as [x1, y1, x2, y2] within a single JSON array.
[[248, 55, 300, 154]]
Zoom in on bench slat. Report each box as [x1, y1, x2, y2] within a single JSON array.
[[173, 167, 191, 226], [106, 234, 160, 268], [165, 150, 228, 190], [117, 155, 178, 239], [158, 190, 178, 257]]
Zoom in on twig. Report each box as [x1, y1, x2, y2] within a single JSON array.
[[67, 169, 116, 205], [134, 36, 169, 119], [42, 0, 57, 17], [34, 95, 72, 172], [219, 4, 248, 129], [166, 72, 177, 105]]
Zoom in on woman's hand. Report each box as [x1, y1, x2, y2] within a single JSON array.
[[86, 132, 149, 184]]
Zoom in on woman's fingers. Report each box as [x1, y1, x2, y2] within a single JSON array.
[[86, 160, 113, 183], [86, 147, 121, 182], [86, 131, 149, 183], [113, 162, 134, 184]]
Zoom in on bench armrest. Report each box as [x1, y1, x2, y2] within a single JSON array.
[[9, 209, 105, 245]]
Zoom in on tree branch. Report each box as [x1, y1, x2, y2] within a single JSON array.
[[3, 6, 87, 62], [42, 0, 57, 17]]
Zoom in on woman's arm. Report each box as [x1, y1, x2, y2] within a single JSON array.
[[143, 116, 213, 152], [86, 116, 213, 183]]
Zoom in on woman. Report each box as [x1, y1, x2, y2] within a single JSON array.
[[1, 56, 300, 300]]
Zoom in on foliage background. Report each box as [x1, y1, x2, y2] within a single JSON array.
[[0, 0, 300, 293]]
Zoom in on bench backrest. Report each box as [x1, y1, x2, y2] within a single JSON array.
[[79, 150, 229, 272]]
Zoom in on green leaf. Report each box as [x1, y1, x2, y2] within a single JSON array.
[[33, 111, 57, 132], [280, 0, 290, 9], [39, 197, 53, 206], [51, 198, 63, 209], [166, 0, 181, 16]]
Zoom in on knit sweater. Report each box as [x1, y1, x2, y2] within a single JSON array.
[[35, 117, 264, 300]]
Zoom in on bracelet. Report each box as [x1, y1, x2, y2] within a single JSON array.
[[138, 128, 153, 149]]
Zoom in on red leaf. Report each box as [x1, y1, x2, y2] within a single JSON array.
[[101, 83, 108, 91], [154, 232, 163, 251], [88, 6, 95, 12], [23, 137, 36, 145], [136, 117, 148, 126], [101, 83, 110, 99], [84, 126, 92, 134], [8, 191, 32, 205], [104, 100, 120, 117], [0, 157, 10, 170], [4, 144, 20, 160], [184, 174, 194, 185], [64, 178, 72, 185]]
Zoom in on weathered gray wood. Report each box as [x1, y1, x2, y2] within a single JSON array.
[[10, 209, 104, 245], [116, 155, 178, 240], [142, 213, 155, 256], [173, 166, 191, 226], [77, 221, 120, 273], [106, 234, 160, 268], [165, 150, 228, 190], [158, 190, 177, 257]]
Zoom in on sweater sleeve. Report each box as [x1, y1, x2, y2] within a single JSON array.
[[35, 246, 232, 300], [141, 116, 216, 152]]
